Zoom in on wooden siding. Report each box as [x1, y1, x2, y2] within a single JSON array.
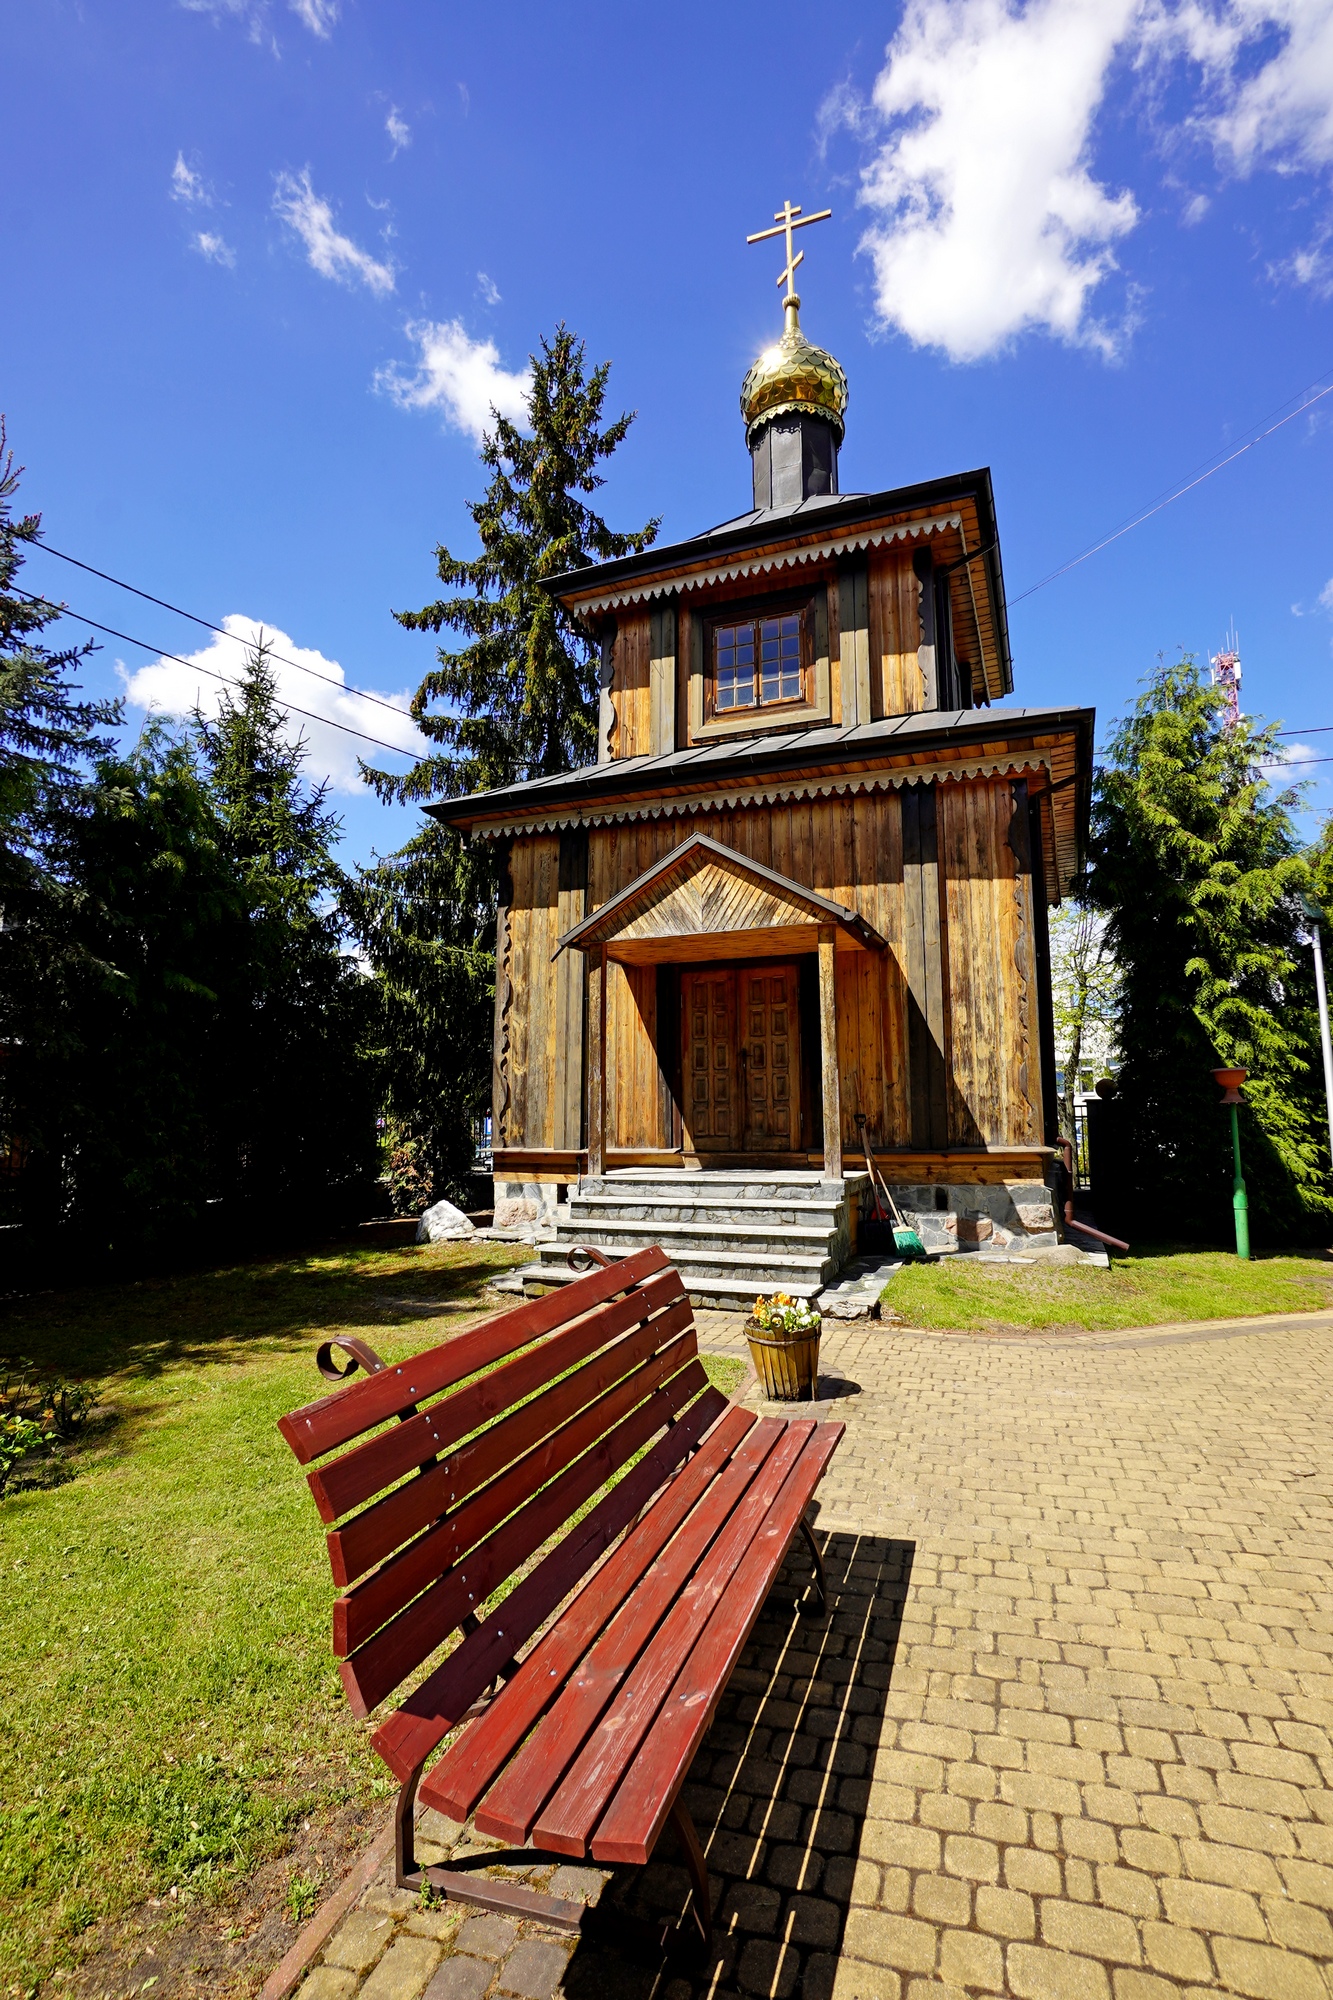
[[494, 780, 1044, 1164], [503, 832, 562, 1149], [610, 613, 653, 760], [607, 960, 670, 1150], [868, 551, 925, 717], [938, 779, 1043, 1147]]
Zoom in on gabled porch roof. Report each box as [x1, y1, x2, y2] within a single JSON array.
[[554, 832, 885, 965]]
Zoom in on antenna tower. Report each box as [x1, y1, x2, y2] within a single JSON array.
[[1210, 622, 1242, 729]]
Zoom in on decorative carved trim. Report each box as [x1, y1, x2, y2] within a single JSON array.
[[565, 512, 965, 616], [468, 752, 1056, 839]]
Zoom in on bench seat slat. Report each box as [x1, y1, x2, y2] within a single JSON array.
[[531, 1420, 817, 1856], [344, 1355, 708, 1716], [473, 1415, 787, 1844], [329, 1304, 695, 1589], [373, 1383, 731, 1779], [418, 1404, 758, 1826], [310, 1270, 687, 1523], [280, 1247, 670, 1465], [590, 1423, 844, 1867]]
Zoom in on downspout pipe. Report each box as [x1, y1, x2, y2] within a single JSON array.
[[1054, 1137, 1130, 1255]]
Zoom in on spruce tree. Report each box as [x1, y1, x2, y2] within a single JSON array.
[[367, 323, 658, 806], [1087, 654, 1328, 1242], [196, 642, 377, 1216], [353, 326, 655, 1205], [0, 425, 121, 1227]]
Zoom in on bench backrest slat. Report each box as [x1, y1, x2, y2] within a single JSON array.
[[333, 1324, 697, 1650], [309, 1268, 686, 1524], [278, 1250, 721, 1731], [370, 1383, 732, 1780], [343, 1357, 708, 1715], [280, 1247, 670, 1464], [328, 1303, 695, 1589]]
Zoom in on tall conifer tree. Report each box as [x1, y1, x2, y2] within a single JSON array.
[[367, 324, 658, 805], [1088, 655, 1328, 1241], [354, 327, 654, 1205]]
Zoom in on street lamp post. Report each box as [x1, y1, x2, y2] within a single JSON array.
[[1211, 1067, 1250, 1260], [1299, 894, 1333, 1182]]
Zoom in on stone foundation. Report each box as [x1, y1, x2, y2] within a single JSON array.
[[489, 1178, 564, 1242], [876, 1178, 1060, 1253]]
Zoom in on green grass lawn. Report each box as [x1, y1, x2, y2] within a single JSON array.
[[0, 1241, 745, 1989], [886, 1244, 1333, 1334]]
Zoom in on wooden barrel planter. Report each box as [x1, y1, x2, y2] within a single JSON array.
[[745, 1304, 822, 1401]]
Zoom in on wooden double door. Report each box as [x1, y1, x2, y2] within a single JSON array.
[[682, 962, 801, 1153]]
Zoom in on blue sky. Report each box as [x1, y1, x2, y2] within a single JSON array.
[[5, 0, 1333, 866]]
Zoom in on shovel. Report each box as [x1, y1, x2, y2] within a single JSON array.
[[855, 1115, 929, 1260]]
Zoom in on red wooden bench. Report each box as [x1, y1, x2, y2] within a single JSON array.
[[278, 1246, 843, 1951]]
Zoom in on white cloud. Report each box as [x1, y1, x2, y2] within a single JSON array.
[[289, 0, 337, 33], [171, 152, 208, 204], [119, 616, 424, 794], [386, 108, 411, 156], [477, 270, 501, 305], [193, 230, 236, 267], [272, 169, 395, 295], [376, 319, 531, 445], [179, 0, 335, 38], [857, 0, 1142, 361], [1187, 0, 1333, 173]]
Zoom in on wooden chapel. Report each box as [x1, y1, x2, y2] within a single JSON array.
[[432, 204, 1094, 1256]]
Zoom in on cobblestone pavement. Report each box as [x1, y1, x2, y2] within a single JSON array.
[[292, 1309, 1333, 2000]]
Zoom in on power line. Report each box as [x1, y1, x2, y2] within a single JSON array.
[[22, 537, 417, 723], [18, 588, 420, 760], [1010, 366, 1333, 607], [1276, 725, 1333, 736]]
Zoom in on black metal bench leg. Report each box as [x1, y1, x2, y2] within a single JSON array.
[[395, 1763, 425, 1887], [798, 1515, 827, 1617], [668, 1797, 714, 1954]]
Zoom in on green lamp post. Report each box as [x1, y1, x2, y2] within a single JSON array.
[[1211, 1067, 1250, 1260]]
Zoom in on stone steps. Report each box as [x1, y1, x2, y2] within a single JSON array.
[[524, 1169, 863, 1309]]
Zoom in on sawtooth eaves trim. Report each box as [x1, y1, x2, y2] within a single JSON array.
[[563, 512, 964, 616], [469, 750, 1050, 834]]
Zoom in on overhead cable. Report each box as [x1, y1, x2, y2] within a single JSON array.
[[23, 537, 415, 721], [16, 588, 419, 759], [1011, 367, 1333, 607]]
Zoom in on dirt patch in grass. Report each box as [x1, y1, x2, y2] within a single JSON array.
[[884, 1246, 1333, 1335], [62, 1784, 384, 2000]]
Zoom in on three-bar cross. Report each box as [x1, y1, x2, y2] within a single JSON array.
[[746, 198, 833, 304]]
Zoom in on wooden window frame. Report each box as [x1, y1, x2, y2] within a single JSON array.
[[702, 591, 815, 725]]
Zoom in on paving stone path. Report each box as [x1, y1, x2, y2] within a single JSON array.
[[291, 1308, 1333, 2000]]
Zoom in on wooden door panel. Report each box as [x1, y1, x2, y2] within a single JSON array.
[[682, 971, 737, 1151], [741, 966, 800, 1151]]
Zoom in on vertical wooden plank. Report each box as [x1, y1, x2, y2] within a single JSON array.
[[648, 601, 678, 758], [870, 552, 926, 717], [612, 614, 652, 759], [587, 947, 606, 1177], [838, 564, 872, 727], [533, 834, 560, 1150], [492, 841, 513, 1149], [818, 927, 842, 1182]]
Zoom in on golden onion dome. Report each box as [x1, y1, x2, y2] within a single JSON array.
[[740, 298, 848, 446]]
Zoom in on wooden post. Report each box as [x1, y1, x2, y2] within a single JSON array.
[[587, 946, 607, 1179], [818, 926, 842, 1183]]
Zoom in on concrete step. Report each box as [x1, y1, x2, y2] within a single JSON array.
[[580, 1172, 846, 1203], [555, 1215, 839, 1259], [567, 1193, 844, 1228], [541, 1234, 833, 1279]]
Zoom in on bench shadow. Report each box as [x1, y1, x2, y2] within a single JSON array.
[[561, 1528, 915, 2000]]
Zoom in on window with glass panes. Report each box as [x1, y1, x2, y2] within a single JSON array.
[[712, 607, 805, 712]]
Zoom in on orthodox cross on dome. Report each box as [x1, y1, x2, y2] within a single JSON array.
[[746, 198, 832, 313]]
